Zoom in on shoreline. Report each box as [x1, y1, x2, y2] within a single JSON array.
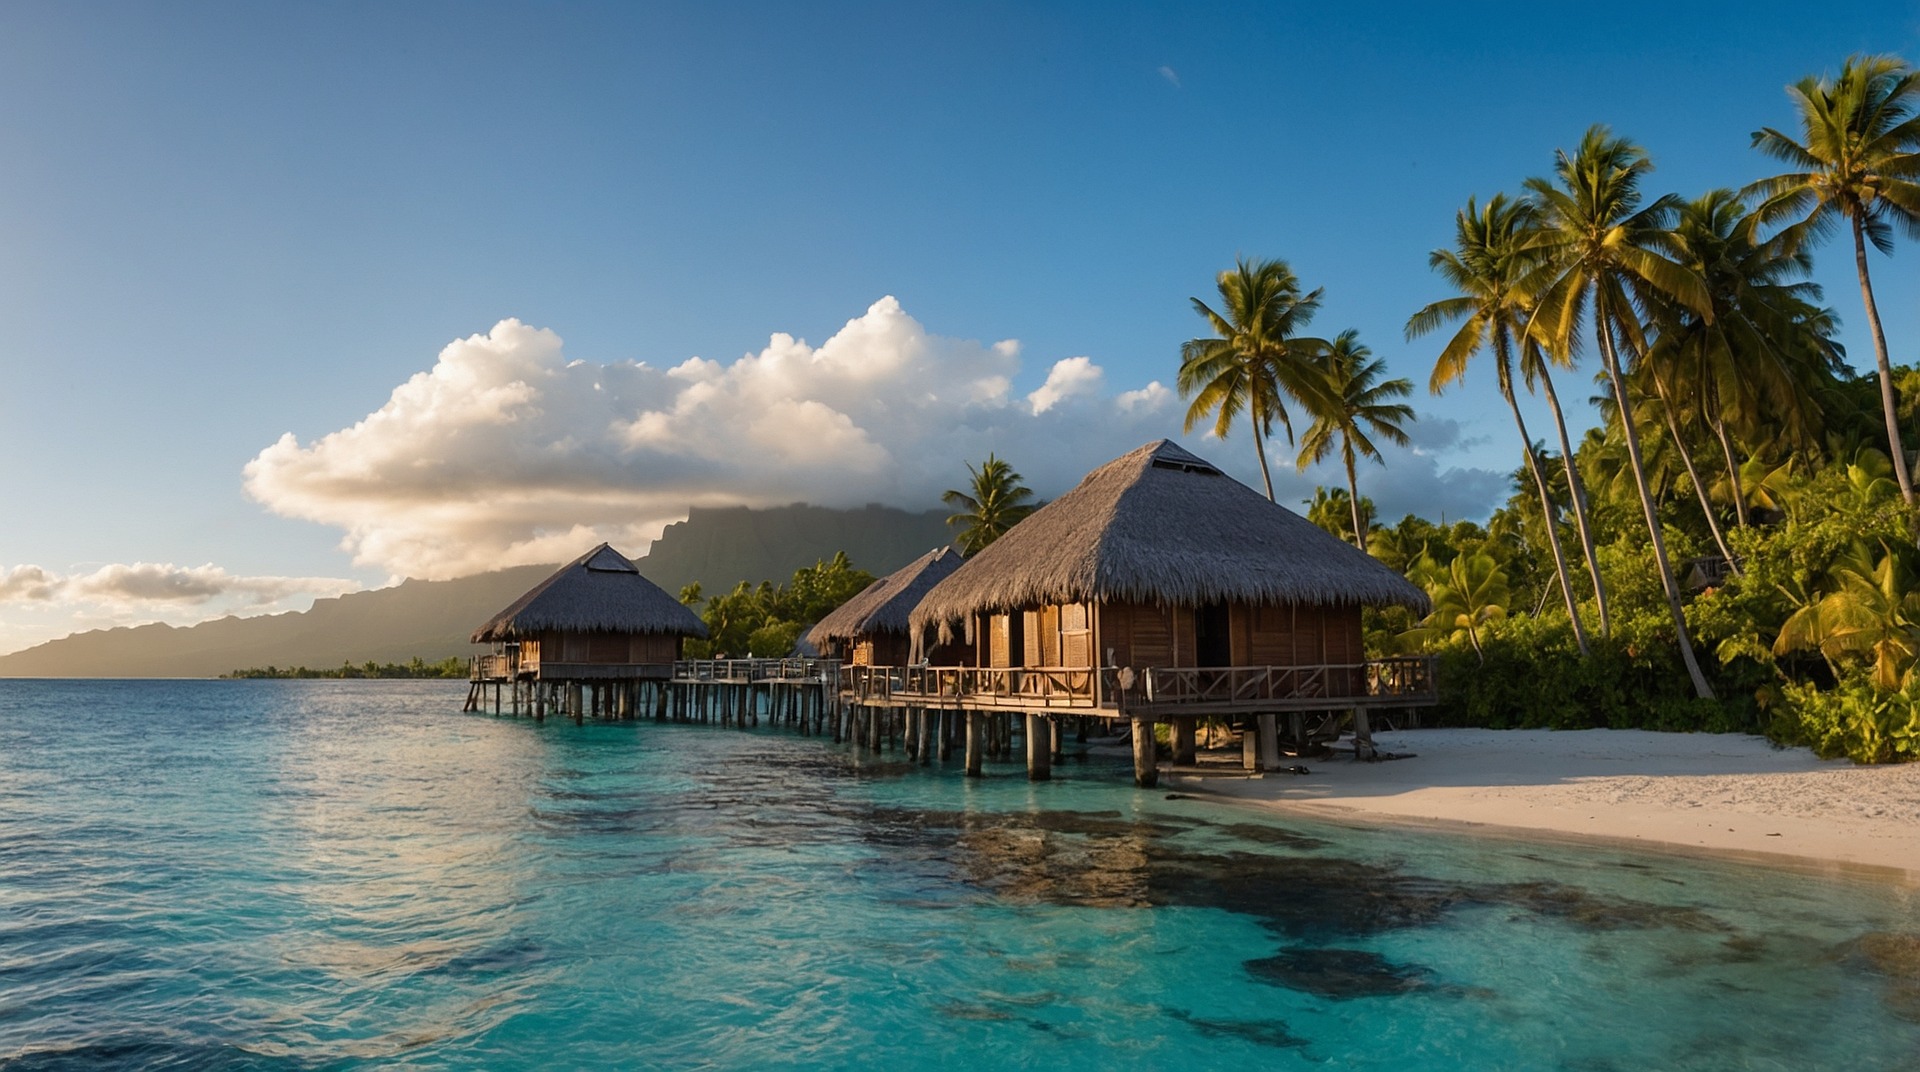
[[1151, 728, 1920, 886]]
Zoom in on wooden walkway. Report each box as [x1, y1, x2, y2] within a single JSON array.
[[463, 655, 1436, 788]]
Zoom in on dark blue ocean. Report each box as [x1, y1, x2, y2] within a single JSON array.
[[1, 680, 1916, 1070]]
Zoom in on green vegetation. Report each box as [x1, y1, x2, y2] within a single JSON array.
[[942, 453, 1037, 554], [224, 657, 468, 679], [1221, 53, 1920, 763], [680, 552, 875, 658]]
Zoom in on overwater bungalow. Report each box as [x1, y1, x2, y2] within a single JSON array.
[[902, 439, 1435, 785], [466, 543, 707, 718], [804, 546, 966, 667]]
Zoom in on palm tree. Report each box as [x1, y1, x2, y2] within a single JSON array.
[[1403, 551, 1510, 663], [1653, 190, 1838, 532], [1408, 194, 1594, 654], [942, 453, 1036, 554], [1775, 543, 1920, 690], [1749, 54, 1920, 505], [1524, 126, 1717, 700], [1297, 331, 1414, 552], [1179, 257, 1331, 501]]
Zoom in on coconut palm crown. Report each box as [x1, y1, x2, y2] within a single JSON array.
[[1178, 257, 1330, 501], [942, 453, 1037, 555], [1296, 330, 1414, 552]]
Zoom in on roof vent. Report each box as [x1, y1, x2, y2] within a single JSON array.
[[1150, 457, 1222, 476], [583, 546, 640, 573]]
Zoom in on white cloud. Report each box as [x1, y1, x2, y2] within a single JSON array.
[[0, 561, 364, 654], [1116, 381, 1174, 414], [1158, 65, 1181, 88], [63, 563, 359, 608], [243, 298, 1508, 581], [0, 566, 58, 602], [1027, 356, 1104, 414], [0, 562, 361, 610]]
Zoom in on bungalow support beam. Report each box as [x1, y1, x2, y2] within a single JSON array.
[[1130, 716, 1157, 788], [1026, 714, 1051, 781]]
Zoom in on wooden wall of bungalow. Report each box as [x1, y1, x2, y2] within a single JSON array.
[[831, 632, 970, 668], [520, 630, 684, 673], [965, 599, 1365, 696], [833, 632, 913, 668]]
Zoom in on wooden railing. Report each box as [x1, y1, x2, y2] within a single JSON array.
[[673, 658, 842, 685], [843, 665, 1100, 708], [836, 655, 1436, 714], [471, 653, 516, 681], [1133, 656, 1436, 711]]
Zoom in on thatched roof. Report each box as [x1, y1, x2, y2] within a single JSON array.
[[471, 543, 708, 643], [805, 546, 963, 649], [909, 439, 1429, 633]]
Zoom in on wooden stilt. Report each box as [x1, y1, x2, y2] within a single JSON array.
[[965, 711, 983, 777], [1026, 713, 1052, 782], [1130, 716, 1158, 788], [1172, 718, 1197, 766], [1257, 712, 1280, 771]]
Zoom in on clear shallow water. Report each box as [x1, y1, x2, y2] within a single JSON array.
[[1, 681, 1917, 1070]]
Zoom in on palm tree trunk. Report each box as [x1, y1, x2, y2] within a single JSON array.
[[1651, 379, 1740, 574], [1855, 215, 1915, 507], [1252, 421, 1276, 502], [1598, 316, 1715, 700], [1505, 386, 1591, 656], [1534, 365, 1612, 635], [1712, 417, 1750, 528], [1343, 446, 1366, 552]]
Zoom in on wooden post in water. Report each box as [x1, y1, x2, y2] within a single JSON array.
[[965, 711, 983, 778], [1130, 716, 1158, 788], [1353, 706, 1375, 761], [936, 710, 952, 761], [1025, 713, 1051, 782], [1172, 718, 1196, 766], [1257, 712, 1280, 771], [1050, 717, 1063, 764]]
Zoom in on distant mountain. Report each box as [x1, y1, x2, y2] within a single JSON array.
[[0, 503, 953, 678], [637, 503, 951, 597]]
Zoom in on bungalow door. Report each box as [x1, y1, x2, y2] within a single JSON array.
[[1195, 602, 1232, 667]]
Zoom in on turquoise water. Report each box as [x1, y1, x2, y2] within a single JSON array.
[[1, 681, 1916, 1070]]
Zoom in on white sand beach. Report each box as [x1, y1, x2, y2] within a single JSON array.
[[1168, 729, 1920, 883]]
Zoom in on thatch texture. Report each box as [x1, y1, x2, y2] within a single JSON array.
[[471, 543, 709, 643], [909, 440, 1429, 634], [805, 546, 963, 649]]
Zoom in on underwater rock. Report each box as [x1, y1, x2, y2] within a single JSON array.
[[1243, 947, 1437, 999], [1479, 881, 1729, 933], [1166, 1008, 1310, 1049], [1216, 822, 1329, 850], [1845, 931, 1920, 1024]]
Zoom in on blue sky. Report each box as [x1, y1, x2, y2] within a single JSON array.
[[1, 1, 1916, 653]]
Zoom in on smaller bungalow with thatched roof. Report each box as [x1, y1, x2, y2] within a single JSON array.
[[805, 546, 965, 667], [469, 543, 707, 692], [902, 439, 1434, 784]]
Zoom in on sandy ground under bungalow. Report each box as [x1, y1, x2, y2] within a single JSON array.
[[1159, 728, 1920, 884]]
